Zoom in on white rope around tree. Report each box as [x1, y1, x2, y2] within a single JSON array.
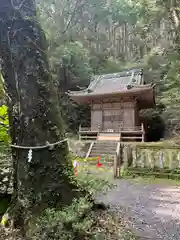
[[10, 138, 68, 150], [10, 138, 69, 163]]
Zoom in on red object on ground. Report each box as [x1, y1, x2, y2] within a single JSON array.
[[96, 156, 102, 168], [73, 160, 78, 176], [74, 167, 78, 176]]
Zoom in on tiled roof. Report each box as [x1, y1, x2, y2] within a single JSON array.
[[68, 68, 144, 96]]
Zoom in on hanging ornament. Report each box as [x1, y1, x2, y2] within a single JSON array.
[[28, 149, 33, 163]]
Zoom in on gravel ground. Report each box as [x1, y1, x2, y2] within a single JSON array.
[[96, 179, 180, 240]]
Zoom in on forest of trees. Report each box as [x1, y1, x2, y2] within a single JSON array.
[[34, 0, 180, 139], [0, 0, 180, 139]]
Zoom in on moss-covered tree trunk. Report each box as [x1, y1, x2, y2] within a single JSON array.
[[0, 0, 79, 221]]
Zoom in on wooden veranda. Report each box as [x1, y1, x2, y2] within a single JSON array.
[[79, 123, 145, 142]]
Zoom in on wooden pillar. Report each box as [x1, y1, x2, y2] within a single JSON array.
[[114, 155, 118, 178]]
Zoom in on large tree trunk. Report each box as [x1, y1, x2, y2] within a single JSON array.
[[0, 0, 79, 223]]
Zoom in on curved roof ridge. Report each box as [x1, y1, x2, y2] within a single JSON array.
[[93, 68, 143, 79], [88, 75, 102, 91], [68, 68, 146, 96]]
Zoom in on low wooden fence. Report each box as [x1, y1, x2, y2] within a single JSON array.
[[114, 143, 180, 179]]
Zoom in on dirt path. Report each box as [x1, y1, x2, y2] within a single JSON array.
[[96, 179, 180, 240]]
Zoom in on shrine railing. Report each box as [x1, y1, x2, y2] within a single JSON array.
[[79, 126, 99, 132], [79, 123, 144, 133]]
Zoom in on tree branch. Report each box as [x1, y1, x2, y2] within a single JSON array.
[[62, 0, 87, 34], [11, 0, 28, 11]]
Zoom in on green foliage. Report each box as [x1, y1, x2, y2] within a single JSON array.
[[58, 95, 90, 133], [0, 105, 9, 144], [36, 0, 180, 137], [28, 172, 134, 240], [30, 197, 93, 240], [50, 41, 93, 91], [29, 174, 112, 240], [161, 58, 180, 116], [94, 57, 125, 74], [140, 106, 165, 141], [30, 196, 135, 240], [76, 173, 113, 195], [49, 41, 93, 132], [110, 0, 139, 24]]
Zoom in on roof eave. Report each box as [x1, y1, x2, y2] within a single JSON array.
[[69, 85, 155, 108], [69, 85, 154, 99]]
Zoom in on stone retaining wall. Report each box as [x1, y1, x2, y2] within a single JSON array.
[[118, 143, 180, 178]]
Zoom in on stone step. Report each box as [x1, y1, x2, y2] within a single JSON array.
[[87, 140, 118, 158], [93, 144, 117, 147], [93, 144, 116, 147], [93, 146, 116, 151], [89, 153, 115, 157], [91, 146, 116, 151], [92, 148, 116, 152], [91, 146, 116, 150], [90, 148, 116, 153], [90, 151, 116, 156]]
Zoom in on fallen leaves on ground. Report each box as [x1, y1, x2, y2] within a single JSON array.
[[0, 210, 136, 240], [90, 209, 137, 240]]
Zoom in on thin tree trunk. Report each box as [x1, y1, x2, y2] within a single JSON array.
[[0, 0, 80, 224]]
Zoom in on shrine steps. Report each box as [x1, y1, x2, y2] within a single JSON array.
[[85, 131, 144, 158], [87, 140, 118, 158]]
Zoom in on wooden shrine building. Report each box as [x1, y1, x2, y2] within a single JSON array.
[[68, 69, 155, 142]]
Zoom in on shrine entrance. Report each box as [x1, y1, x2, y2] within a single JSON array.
[[102, 109, 124, 132]]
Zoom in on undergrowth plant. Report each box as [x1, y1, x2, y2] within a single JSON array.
[[29, 197, 93, 240], [28, 173, 116, 240]]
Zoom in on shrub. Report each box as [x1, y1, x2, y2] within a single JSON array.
[[28, 173, 112, 240], [30, 197, 93, 240], [0, 105, 9, 145]]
